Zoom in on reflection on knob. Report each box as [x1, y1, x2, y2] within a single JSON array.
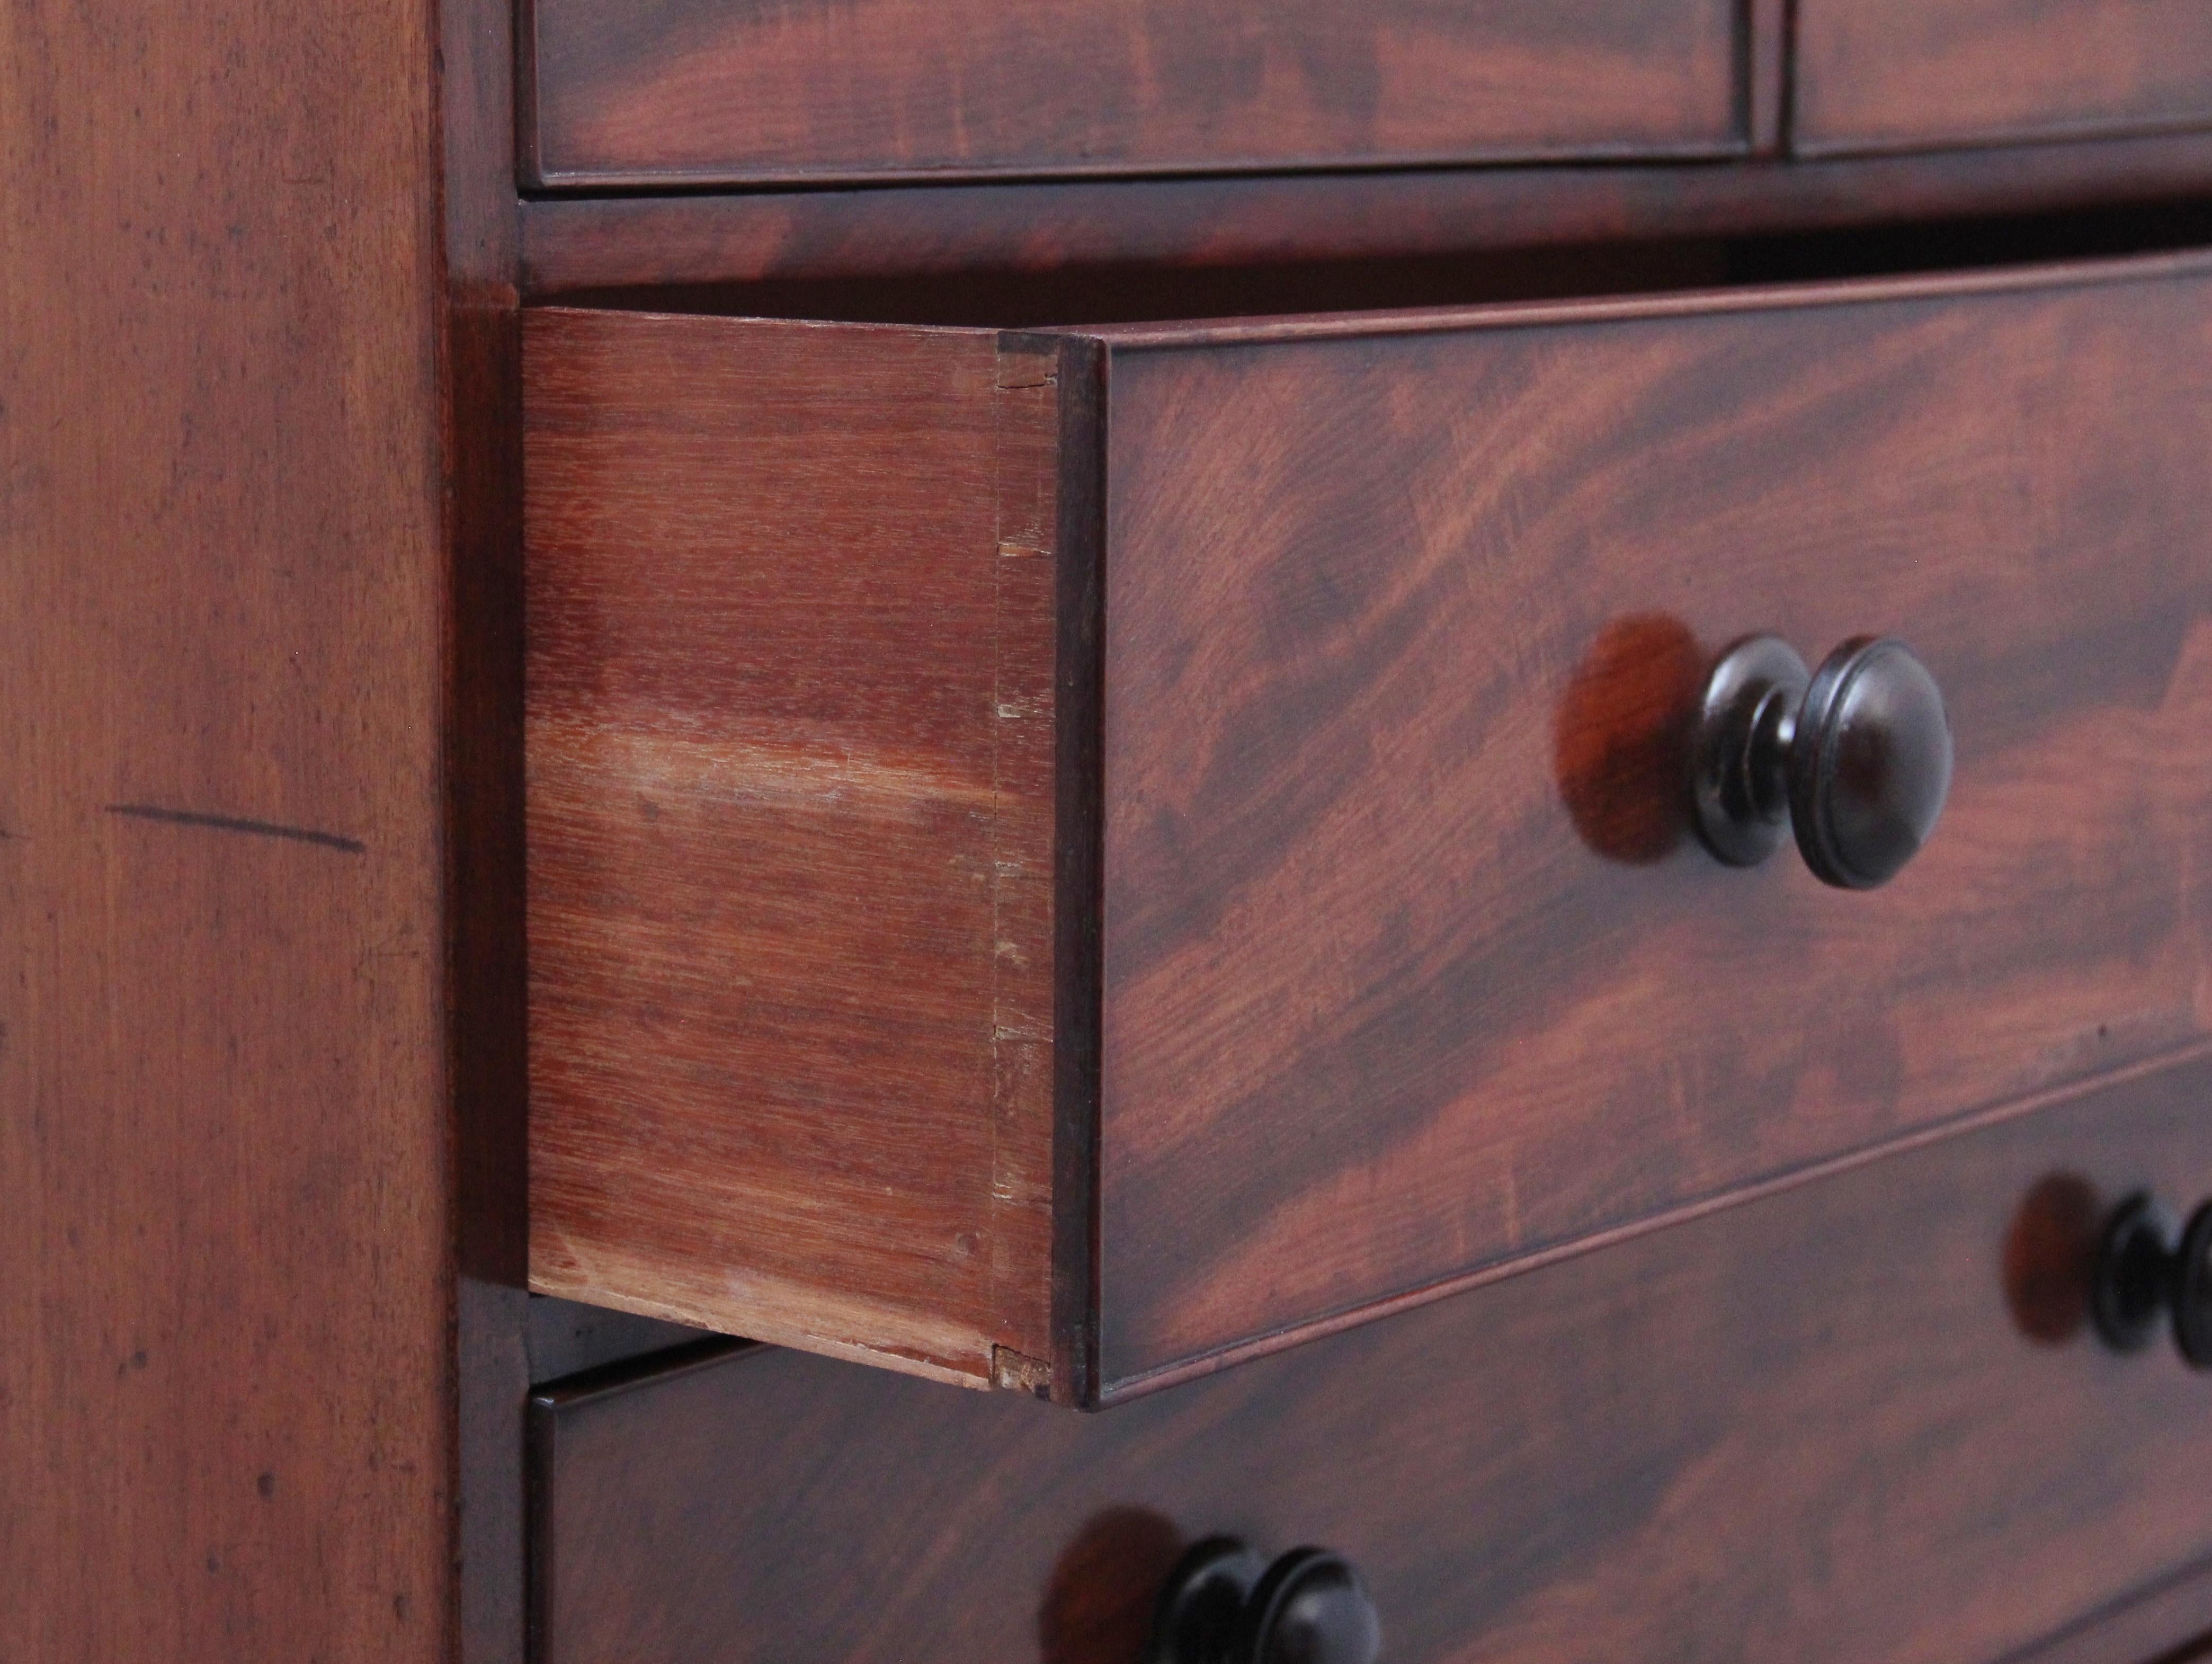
[[2092, 1194, 2212, 1367], [1147, 1537, 1382, 1664], [1690, 634, 1953, 888]]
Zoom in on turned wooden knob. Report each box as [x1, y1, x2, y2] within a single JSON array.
[[1690, 634, 1953, 888], [2093, 1194, 2212, 1367], [1148, 1538, 1382, 1664]]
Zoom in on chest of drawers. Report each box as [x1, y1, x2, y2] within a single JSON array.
[[24, 1, 2212, 1660]]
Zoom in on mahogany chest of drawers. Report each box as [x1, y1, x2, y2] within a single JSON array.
[[22, 1, 2212, 1661], [504, 7, 2212, 1660]]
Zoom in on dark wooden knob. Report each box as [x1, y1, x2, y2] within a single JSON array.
[[1148, 1538, 1382, 1664], [1691, 634, 1952, 888], [2092, 1193, 2179, 1354], [2092, 1194, 2212, 1367]]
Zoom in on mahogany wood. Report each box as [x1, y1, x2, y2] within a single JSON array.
[[532, 1056, 2212, 1664], [1088, 253, 2212, 1394], [522, 0, 1747, 189], [527, 251, 2212, 1405], [518, 132, 2212, 297], [0, 0, 471, 1655], [1795, 0, 2212, 157]]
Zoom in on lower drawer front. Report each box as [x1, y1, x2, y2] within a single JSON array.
[[534, 1056, 2212, 1664]]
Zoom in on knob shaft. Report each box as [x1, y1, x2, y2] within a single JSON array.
[[1149, 1538, 1382, 1664], [1691, 634, 1953, 888]]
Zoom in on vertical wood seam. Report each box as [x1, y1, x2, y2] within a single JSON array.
[[1746, 0, 1792, 156], [1777, 0, 1801, 156]]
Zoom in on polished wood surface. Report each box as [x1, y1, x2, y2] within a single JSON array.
[[1795, 0, 2212, 157], [528, 252, 2212, 1404], [0, 0, 465, 1656], [525, 312, 1065, 1387], [35, 0, 2212, 1650], [1087, 252, 2212, 1393], [518, 131, 2212, 297], [533, 1054, 2212, 1664], [522, 0, 1745, 189]]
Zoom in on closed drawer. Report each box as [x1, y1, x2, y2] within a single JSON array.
[[532, 1057, 2212, 1664], [1795, 0, 2212, 156], [525, 250, 2212, 1405], [520, 0, 1744, 188]]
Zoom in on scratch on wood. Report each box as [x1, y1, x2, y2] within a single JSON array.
[[105, 803, 367, 855]]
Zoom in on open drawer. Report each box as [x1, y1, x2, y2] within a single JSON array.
[[525, 249, 2212, 1404]]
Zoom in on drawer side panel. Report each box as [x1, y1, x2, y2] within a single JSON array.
[[524, 309, 1060, 1385]]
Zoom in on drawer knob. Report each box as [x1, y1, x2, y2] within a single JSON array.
[[1147, 1537, 1382, 1664], [1690, 634, 1952, 888], [2093, 1194, 2212, 1366]]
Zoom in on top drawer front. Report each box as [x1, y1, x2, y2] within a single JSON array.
[[522, 0, 1743, 188], [1794, 0, 2212, 155]]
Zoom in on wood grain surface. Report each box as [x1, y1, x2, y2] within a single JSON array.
[[522, 0, 1744, 188], [1795, 0, 2212, 156], [532, 1054, 2212, 1664], [1092, 253, 2212, 1393], [0, 0, 462, 1657], [525, 311, 1065, 1389]]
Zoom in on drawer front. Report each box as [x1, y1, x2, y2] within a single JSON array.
[[534, 1058, 2212, 1664], [521, 0, 1743, 188], [1093, 258, 2212, 1392], [525, 252, 2212, 1404], [1795, 0, 2212, 155]]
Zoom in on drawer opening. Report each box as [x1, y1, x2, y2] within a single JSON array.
[[529, 198, 2212, 330]]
